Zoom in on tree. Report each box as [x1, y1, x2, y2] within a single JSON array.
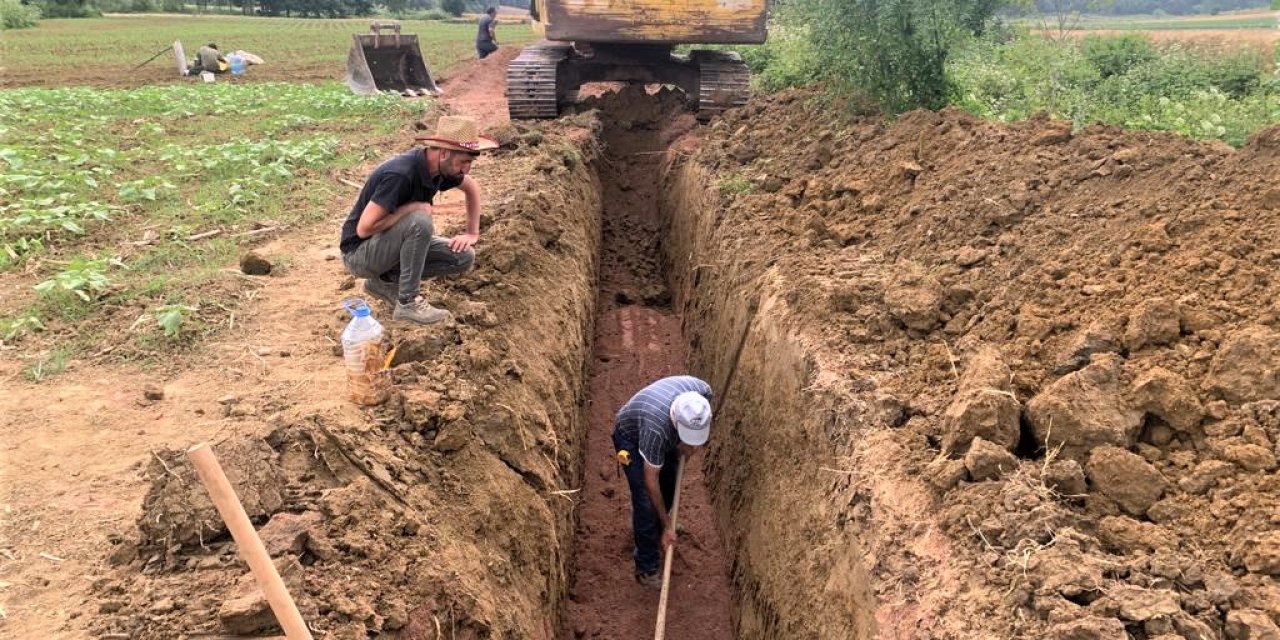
[[1035, 0, 1112, 41], [35, 0, 98, 16], [440, 0, 463, 15], [791, 0, 1012, 113]]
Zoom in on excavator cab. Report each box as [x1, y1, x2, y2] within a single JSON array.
[[506, 0, 766, 121], [346, 22, 443, 98]]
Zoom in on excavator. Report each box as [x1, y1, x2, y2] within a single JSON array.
[[506, 0, 767, 121]]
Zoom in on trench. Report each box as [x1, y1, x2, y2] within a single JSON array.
[[565, 86, 735, 639]]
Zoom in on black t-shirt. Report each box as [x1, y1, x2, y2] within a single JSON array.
[[477, 14, 496, 44], [339, 149, 463, 254]]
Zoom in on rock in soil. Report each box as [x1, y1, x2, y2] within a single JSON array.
[[239, 251, 273, 276]]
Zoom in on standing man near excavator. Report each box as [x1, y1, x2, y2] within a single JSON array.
[[476, 6, 499, 59], [612, 376, 714, 589], [338, 116, 497, 325]]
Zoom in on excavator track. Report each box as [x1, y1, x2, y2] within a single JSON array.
[[692, 50, 751, 122], [507, 45, 571, 120]]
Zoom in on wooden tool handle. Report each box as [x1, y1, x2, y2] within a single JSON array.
[[188, 443, 314, 640], [654, 457, 687, 640]]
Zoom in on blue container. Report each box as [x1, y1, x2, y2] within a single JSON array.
[[228, 54, 245, 76]]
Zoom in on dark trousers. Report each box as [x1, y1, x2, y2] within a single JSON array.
[[477, 41, 498, 59], [613, 432, 679, 575], [342, 211, 474, 304]]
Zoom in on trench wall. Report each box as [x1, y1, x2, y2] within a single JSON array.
[[99, 126, 610, 640], [662, 159, 884, 639]]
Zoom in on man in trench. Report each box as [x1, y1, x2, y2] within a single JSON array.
[[339, 115, 497, 325], [612, 375, 713, 589]]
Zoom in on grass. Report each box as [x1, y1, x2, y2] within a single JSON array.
[[0, 15, 537, 87], [0, 14, 535, 376], [23, 345, 71, 381], [718, 175, 756, 195]]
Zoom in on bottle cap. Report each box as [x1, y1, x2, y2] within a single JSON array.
[[344, 299, 371, 317]]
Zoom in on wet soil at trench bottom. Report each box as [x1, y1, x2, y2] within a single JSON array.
[[565, 86, 734, 640]]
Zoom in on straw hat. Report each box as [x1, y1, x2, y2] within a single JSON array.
[[415, 116, 499, 153]]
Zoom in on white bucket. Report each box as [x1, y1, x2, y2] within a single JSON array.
[[200, 71, 215, 83]]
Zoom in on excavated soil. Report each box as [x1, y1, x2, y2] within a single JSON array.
[[87, 115, 606, 639], [662, 89, 1280, 639]]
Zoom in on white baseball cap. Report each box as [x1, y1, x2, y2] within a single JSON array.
[[671, 392, 711, 446]]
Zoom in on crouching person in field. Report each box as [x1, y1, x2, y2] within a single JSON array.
[[339, 116, 497, 325]]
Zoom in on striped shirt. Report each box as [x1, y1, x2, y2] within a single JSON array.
[[613, 375, 713, 468]]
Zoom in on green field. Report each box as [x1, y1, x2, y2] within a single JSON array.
[[1075, 14, 1279, 30], [0, 15, 536, 87], [0, 15, 532, 373]]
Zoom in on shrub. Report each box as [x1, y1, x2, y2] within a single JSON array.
[[948, 33, 1098, 124], [1201, 48, 1267, 98], [737, 11, 821, 91], [439, 0, 462, 16], [782, 0, 1008, 114], [948, 31, 1280, 147], [1, 0, 40, 28], [1081, 33, 1156, 78]]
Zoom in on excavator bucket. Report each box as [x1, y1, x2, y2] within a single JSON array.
[[345, 22, 442, 97]]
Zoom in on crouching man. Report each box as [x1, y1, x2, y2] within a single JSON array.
[[339, 116, 498, 325]]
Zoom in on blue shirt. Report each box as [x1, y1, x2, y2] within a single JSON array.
[[612, 376, 713, 468]]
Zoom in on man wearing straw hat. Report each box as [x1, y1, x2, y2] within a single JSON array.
[[339, 115, 498, 325], [612, 375, 713, 589]]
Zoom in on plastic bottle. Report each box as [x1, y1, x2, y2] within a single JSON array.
[[228, 53, 245, 76], [341, 299, 389, 406]]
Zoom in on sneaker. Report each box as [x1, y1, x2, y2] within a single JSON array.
[[636, 571, 662, 590], [393, 296, 452, 325], [363, 278, 397, 306]]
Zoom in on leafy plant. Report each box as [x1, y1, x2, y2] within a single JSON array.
[[2, 311, 44, 341], [117, 177, 178, 203], [1081, 33, 1156, 78], [155, 303, 198, 338], [948, 31, 1280, 146], [0, 0, 39, 29], [34, 257, 121, 302]]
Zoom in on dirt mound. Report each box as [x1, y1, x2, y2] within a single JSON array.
[[666, 90, 1280, 638], [90, 120, 605, 639]]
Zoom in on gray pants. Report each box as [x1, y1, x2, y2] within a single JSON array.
[[342, 211, 474, 303]]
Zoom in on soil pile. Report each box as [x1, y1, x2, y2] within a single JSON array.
[[666, 89, 1280, 638], [90, 121, 606, 639]]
